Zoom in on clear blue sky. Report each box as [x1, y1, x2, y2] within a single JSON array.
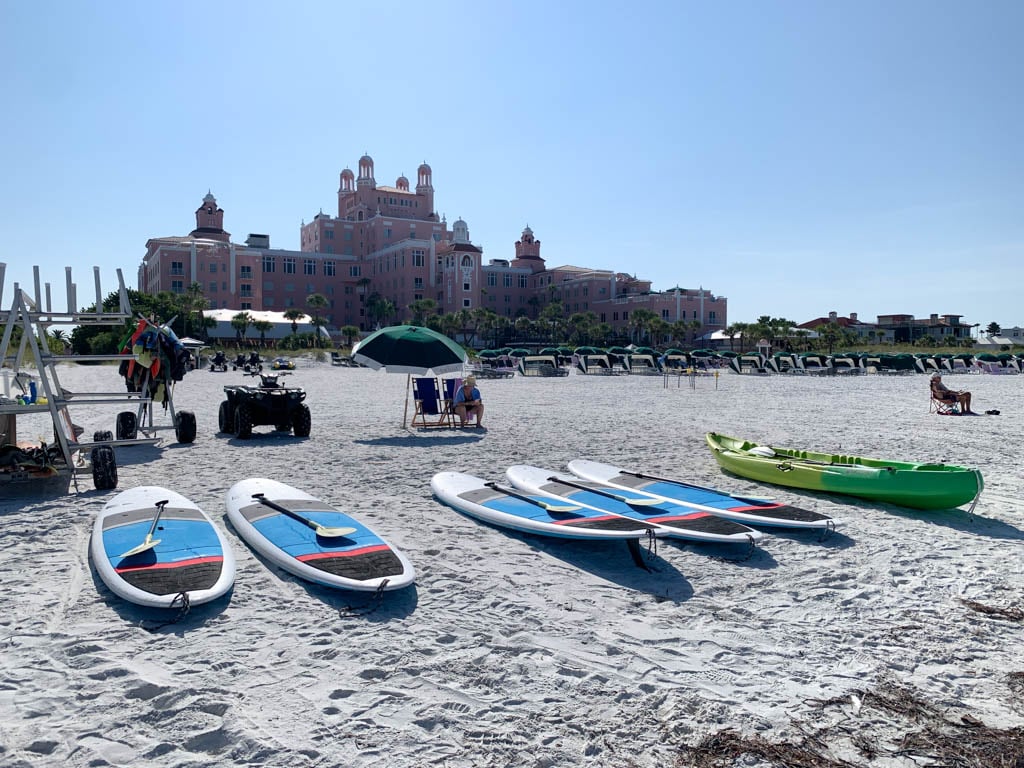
[[2, 1, 1020, 330]]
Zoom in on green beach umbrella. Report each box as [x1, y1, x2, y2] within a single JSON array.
[[352, 324, 466, 375], [477, 349, 501, 359], [509, 348, 531, 358]]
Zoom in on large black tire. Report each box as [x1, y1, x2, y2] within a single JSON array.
[[291, 404, 311, 438], [175, 410, 197, 444], [116, 411, 137, 440], [218, 401, 234, 433], [91, 445, 117, 490], [234, 404, 253, 439], [93, 430, 113, 443]]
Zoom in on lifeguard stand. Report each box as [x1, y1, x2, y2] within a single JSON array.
[[0, 263, 181, 493]]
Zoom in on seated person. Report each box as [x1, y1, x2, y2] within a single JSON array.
[[930, 373, 972, 414], [453, 376, 484, 427]]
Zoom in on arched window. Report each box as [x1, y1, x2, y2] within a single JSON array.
[[461, 255, 473, 268]]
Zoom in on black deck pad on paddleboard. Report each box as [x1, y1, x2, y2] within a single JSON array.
[[306, 548, 405, 580], [117, 559, 224, 595]]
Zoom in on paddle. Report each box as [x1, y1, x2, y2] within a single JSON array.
[[547, 476, 661, 507], [485, 482, 582, 513], [251, 493, 357, 538], [119, 499, 169, 558]]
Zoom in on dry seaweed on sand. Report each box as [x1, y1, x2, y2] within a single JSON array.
[[959, 597, 1024, 622], [678, 680, 1024, 768]]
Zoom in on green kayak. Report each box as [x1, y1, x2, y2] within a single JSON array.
[[705, 432, 983, 510]]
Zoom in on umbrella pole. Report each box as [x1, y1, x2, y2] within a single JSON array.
[[403, 374, 411, 428]]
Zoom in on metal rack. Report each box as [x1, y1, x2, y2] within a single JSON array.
[[0, 264, 165, 493]]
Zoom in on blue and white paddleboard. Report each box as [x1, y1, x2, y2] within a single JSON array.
[[431, 471, 667, 540], [225, 478, 414, 591], [91, 486, 236, 609], [568, 459, 842, 530], [505, 465, 763, 545]]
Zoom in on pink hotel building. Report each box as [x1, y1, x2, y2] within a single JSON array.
[[140, 154, 727, 340]]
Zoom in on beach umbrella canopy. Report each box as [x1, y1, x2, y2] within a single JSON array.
[[477, 349, 501, 359], [539, 347, 561, 355], [509, 348, 531, 358], [352, 325, 466, 375], [632, 346, 657, 356], [606, 346, 632, 356], [574, 346, 602, 355]]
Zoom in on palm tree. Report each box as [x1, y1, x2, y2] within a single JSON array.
[[230, 312, 252, 346], [629, 309, 657, 345], [408, 298, 437, 326], [180, 282, 208, 337], [306, 293, 329, 347], [252, 319, 273, 347], [283, 308, 305, 335], [340, 325, 360, 348]]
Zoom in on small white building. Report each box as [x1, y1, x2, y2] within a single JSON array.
[[202, 309, 330, 342]]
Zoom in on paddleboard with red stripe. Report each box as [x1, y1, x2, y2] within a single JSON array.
[[91, 487, 236, 608], [505, 465, 764, 545], [225, 478, 414, 591]]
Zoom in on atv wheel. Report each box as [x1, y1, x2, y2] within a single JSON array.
[[291, 404, 312, 437], [234, 404, 253, 439], [218, 400, 234, 433], [116, 411, 137, 440], [91, 445, 118, 490], [175, 410, 197, 444]]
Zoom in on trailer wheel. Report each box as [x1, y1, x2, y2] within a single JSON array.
[[116, 411, 137, 440], [91, 445, 118, 490], [175, 410, 197, 444]]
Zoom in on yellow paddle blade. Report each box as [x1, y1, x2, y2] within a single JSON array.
[[119, 536, 161, 558], [313, 524, 357, 538]]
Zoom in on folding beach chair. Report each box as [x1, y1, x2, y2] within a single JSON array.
[[929, 395, 960, 415], [410, 377, 454, 428]]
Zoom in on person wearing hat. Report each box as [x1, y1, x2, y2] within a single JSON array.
[[453, 375, 484, 428], [930, 372, 973, 414]]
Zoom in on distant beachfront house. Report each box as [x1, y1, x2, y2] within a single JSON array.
[[873, 313, 973, 344], [974, 333, 1019, 349], [138, 155, 727, 340], [798, 311, 889, 342]]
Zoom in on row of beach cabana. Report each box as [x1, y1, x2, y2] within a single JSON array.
[[469, 347, 1024, 378]]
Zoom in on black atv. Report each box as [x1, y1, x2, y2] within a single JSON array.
[[218, 371, 311, 439], [209, 351, 229, 372]]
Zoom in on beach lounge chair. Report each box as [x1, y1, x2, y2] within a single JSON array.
[[411, 377, 454, 428]]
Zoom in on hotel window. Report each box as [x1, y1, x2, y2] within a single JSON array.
[[414, 293, 423, 301], [171, 261, 184, 276], [487, 273, 497, 287], [344, 230, 353, 240], [504, 295, 511, 304], [463, 299, 471, 308], [240, 284, 253, 298], [414, 277, 424, 289], [350, 265, 361, 277], [518, 275, 527, 288], [240, 265, 252, 278], [709, 311, 716, 321], [171, 280, 184, 293], [263, 255, 275, 273], [384, 228, 392, 239], [325, 230, 334, 240], [412, 249, 424, 266], [209, 282, 217, 293], [662, 309, 670, 319], [503, 274, 512, 287], [241, 302, 252, 310], [304, 259, 316, 276], [461, 255, 473, 268], [283, 257, 296, 274], [324, 261, 336, 276], [463, 282, 471, 292]]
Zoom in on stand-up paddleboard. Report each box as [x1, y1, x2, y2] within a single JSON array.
[[505, 465, 763, 545], [91, 487, 236, 609], [225, 478, 414, 591], [568, 459, 841, 530], [431, 471, 667, 540]]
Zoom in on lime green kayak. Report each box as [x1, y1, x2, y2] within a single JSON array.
[[705, 432, 982, 510]]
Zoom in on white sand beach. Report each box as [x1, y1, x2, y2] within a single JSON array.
[[1, 362, 1022, 767]]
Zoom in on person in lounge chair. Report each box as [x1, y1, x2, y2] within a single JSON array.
[[453, 375, 484, 428], [930, 373, 973, 414]]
